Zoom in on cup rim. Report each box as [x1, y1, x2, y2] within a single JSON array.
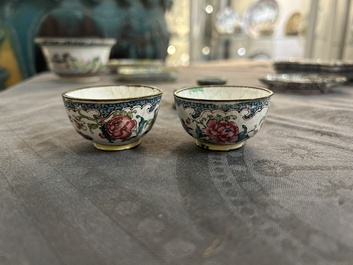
[[35, 37, 117, 46], [174, 85, 273, 102], [62, 84, 163, 103]]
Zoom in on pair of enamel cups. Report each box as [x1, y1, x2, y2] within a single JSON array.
[[62, 84, 273, 151]]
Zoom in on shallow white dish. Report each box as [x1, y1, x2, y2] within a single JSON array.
[[106, 59, 164, 73], [259, 73, 347, 94], [117, 67, 179, 82]]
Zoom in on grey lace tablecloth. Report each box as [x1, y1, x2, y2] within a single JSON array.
[[1, 60, 353, 265]]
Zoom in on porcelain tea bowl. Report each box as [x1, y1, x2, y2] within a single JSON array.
[[35, 37, 116, 82], [62, 84, 163, 151], [174, 85, 273, 151]]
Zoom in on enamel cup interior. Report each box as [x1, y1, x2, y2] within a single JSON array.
[[63, 85, 162, 101], [175, 86, 272, 101]]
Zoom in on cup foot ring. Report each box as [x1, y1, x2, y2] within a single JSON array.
[[94, 140, 141, 151], [196, 140, 245, 151]]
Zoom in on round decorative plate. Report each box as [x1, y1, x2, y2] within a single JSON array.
[[243, 0, 279, 38], [272, 58, 321, 73], [215, 6, 242, 35], [259, 73, 347, 94], [285, 12, 303, 35], [320, 60, 353, 80]]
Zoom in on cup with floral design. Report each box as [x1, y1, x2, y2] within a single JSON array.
[[174, 85, 273, 151], [62, 84, 163, 151], [35, 37, 116, 82]]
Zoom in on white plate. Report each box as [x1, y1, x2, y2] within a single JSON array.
[[117, 67, 179, 82], [243, 0, 279, 38], [259, 73, 347, 94], [215, 6, 242, 35], [273, 59, 353, 80], [106, 59, 164, 73]]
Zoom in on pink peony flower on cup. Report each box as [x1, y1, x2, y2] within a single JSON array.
[[203, 119, 239, 143], [105, 114, 137, 140]]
